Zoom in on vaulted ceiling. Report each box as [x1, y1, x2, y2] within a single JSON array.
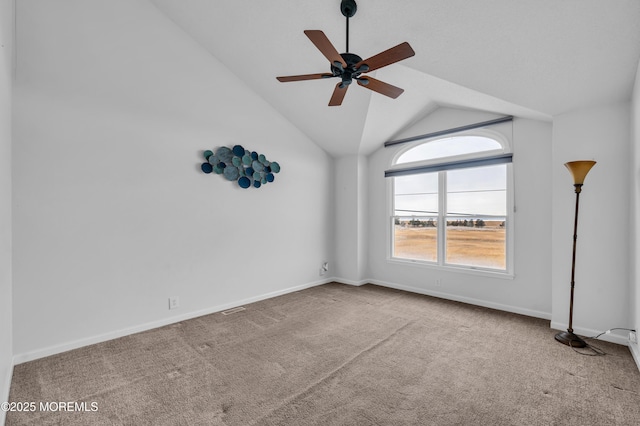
[[25, 1, 640, 157]]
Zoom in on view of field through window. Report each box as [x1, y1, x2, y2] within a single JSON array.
[[392, 137, 508, 271], [393, 219, 506, 270]]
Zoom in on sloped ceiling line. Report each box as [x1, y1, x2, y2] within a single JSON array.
[[149, 0, 640, 157]]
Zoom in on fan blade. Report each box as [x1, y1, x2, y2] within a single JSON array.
[[357, 77, 404, 99], [304, 30, 347, 68], [354, 42, 415, 72], [277, 73, 334, 82], [329, 82, 349, 106]]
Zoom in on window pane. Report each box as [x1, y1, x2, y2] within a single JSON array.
[[445, 218, 506, 269], [447, 164, 506, 216], [396, 136, 502, 164], [394, 173, 438, 217], [394, 217, 438, 262], [445, 165, 506, 269], [393, 174, 438, 262]]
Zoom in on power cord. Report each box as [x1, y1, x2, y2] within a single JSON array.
[[570, 340, 605, 356], [588, 327, 636, 340], [570, 328, 636, 357]]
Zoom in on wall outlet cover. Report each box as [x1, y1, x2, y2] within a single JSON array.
[[169, 297, 180, 310]]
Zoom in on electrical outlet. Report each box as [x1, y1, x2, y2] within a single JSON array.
[[320, 262, 329, 276], [630, 331, 637, 344], [435, 278, 442, 287], [169, 297, 180, 310]]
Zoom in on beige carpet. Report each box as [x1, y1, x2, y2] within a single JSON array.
[[6, 283, 640, 425]]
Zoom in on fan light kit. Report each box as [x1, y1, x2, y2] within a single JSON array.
[[276, 0, 415, 106]]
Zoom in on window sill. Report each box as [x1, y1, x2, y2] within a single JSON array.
[[386, 257, 515, 280]]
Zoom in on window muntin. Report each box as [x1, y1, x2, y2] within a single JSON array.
[[390, 134, 511, 273]]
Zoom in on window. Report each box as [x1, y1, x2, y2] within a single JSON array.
[[388, 134, 512, 273]]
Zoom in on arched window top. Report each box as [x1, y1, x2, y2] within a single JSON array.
[[395, 135, 504, 165]]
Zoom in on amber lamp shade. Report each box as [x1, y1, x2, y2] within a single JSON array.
[[565, 160, 596, 186]]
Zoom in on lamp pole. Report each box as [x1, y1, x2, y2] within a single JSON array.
[[555, 160, 596, 348]]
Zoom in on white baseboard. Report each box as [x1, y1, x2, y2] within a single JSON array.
[[21, 277, 630, 365], [14, 278, 333, 365], [550, 321, 630, 346], [367, 278, 552, 320], [629, 341, 640, 372], [331, 278, 368, 287]]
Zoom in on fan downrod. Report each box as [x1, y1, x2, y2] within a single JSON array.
[[340, 0, 357, 18]]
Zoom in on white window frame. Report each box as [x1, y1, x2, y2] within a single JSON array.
[[387, 130, 514, 278]]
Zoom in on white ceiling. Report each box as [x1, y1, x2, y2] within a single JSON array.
[[149, 0, 640, 156]]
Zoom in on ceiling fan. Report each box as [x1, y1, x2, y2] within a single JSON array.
[[276, 0, 415, 106]]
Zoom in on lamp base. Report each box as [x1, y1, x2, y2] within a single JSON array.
[[554, 330, 587, 348]]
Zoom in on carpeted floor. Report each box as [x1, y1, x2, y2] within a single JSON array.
[[6, 283, 640, 425]]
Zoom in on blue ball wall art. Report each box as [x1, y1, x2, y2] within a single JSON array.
[[201, 145, 281, 189]]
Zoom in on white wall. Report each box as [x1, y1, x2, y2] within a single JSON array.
[[366, 107, 553, 318], [334, 156, 359, 282], [551, 102, 631, 343], [333, 155, 368, 283], [12, 0, 334, 361], [631, 59, 640, 364], [357, 155, 368, 280], [0, 0, 13, 419]]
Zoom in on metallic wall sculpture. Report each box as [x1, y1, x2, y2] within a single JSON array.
[[201, 145, 280, 189]]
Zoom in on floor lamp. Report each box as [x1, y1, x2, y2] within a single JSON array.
[[555, 160, 596, 348]]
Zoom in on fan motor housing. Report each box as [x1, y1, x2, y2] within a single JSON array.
[[331, 52, 363, 76], [332, 52, 365, 87]]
